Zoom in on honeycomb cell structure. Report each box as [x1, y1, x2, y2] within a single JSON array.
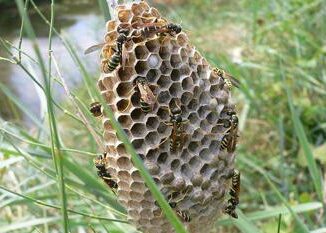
[[97, 1, 238, 233]]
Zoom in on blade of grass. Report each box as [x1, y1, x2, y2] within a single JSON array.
[[233, 210, 262, 233], [0, 185, 128, 224], [282, 63, 323, 202], [277, 214, 282, 233], [97, 0, 111, 21], [15, 0, 69, 231]]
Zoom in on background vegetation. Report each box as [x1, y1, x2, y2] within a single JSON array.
[[0, 0, 325, 232]]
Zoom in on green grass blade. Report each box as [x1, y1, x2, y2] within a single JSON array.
[[234, 210, 262, 233], [15, 0, 70, 231], [283, 66, 323, 201], [97, 0, 111, 21]]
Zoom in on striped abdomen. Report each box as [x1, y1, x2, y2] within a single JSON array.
[[140, 99, 151, 113], [107, 53, 121, 72]]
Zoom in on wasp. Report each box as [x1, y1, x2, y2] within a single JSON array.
[[163, 102, 188, 152], [213, 67, 240, 91], [89, 101, 102, 117], [85, 27, 130, 72], [135, 77, 156, 113], [132, 20, 182, 38], [224, 169, 240, 218], [94, 153, 118, 192], [220, 111, 238, 153], [176, 210, 191, 222]]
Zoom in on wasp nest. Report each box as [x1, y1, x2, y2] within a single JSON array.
[[97, 1, 237, 233]]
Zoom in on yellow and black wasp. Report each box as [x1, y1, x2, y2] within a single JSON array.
[[212, 67, 241, 91], [220, 110, 239, 153], [224, 169, 240, 218], [135, 77, 156, 113], [94, 153, 118, 192]]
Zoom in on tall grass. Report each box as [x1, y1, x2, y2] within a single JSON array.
[[0, 0, 325, 232]]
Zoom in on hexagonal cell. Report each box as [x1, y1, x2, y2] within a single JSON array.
[[157, 90, 171, 104], [117, 115, 133, 129], [157, 152, 168, 164], [200, 119, 211, 132], [199, 91, 211, 105], [131, 123, 147, 137], [181, 76, 193, 91], [145, 39, 160, 53], [145, 131, 160, 146], [135, 45, 149, 60], [131, 2, 146, 15], [198, 105, 210, 119], [146, 116, 159, 130], [171, 69, 180, 81], [116, 82, 133, 98], [139, 0, 150, 11], [209, 140, 219, 153], [157, 106, 169, 120], [116, 98, 129, 112], [209, 84, 220, 98], [189, 156, 201, 169], [117, 66, 135, 82], [188, 141, 200, 154], [118, 9, 133, 23], [104, 131, 117, 144], [188, 112, 199, 125], [216, 90, 229, 105], [170, 54, 182, 68], [194, 51, 202, 63], [104, 30, 118, 42], [156, 75, 170, 89], [200, 163, 211, 176], [190, 71, 199, 85], [177, 33, 187, 47], [180, 163, 191, 177], [169, 82, 182, 97], [201, 180, 211, 190], [173, 177, 186, 191], [144, 160, 160, 174], [171, 159, 180, 170], [146, 69, 160, 83], [135, 61, 149, 75], [106, 20, 116, 31], [199, 148, 210, 160], [131, 138, 145, 150], [117, 156, 133, 170], [187, 99, 199, 111], [147, 54, 161, 69], [146, 148, 159, 161], [159, 46, 171, 60], [180, 64, 191, 76], [130, 107, 146, 121], [160, 60, 172, 75], [201, 135, 211, 147], [180, 91, 193, 106]]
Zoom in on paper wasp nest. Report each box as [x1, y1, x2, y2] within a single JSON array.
[[97, 1, 237, 232]]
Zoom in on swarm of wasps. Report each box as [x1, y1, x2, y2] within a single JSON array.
[[87, 14, 242, 222]]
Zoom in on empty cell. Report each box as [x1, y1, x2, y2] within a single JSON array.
[[217, 90, 229, 104], [157, 75, 171, 89], [161, 172, 175, 184], [201, 180, 211, 190], [118, 115, 132, 129], [160, 60, 172, 75], [157, 107, 169, 120], [187, 99, 199, 111], [209, 140, 219, 153], [144, 160, 160, 175], [149, 7, 160, 17], [171, 159, 180, 170], [116, 82, 133, 97], [210, 169, 219, 180], [201, 135, 211, 147], [135, 61, 149, 75], [159, 46, 171, 60], [189, 156, 201, 168], [131, 3, 145, 15], [199, 91, 211, 105], [157, 152, 168, 164], [181, 164, 191, 177], [148, 54, 161, 68], [135, 45, 149, 60], [199, 148, 210, 160], [171, 69, 181, 81], [177, 34, 187, 47], [117, 67, 135, 81], [118, 9, 132, 22], [188, 112, 199, 124], [145, 131, 160, 146], [106, 20, 116, 31], [98, 79, 106, 91], [193, 85, 201, 97], [169, 83, 182, 97], [200, 163, 210, 175], [146, 149, 159, 161], [130, 170, 142, 182], [181, 91, 193, 105], [173, 177, 186, 190], [180, 148, 190, 160], [117, 156, 132, 170], [188, 141, 200, 153], [146, 69, 160, 83], [130, 191, 144, 201], [146, 117, 159, 130], [117, 99, 130, 112], [131, 123, 147, 137], [181, 77, 193, 91], [207, 112, 218, 124], [194, 51, 202, 63], [104, 131, 117, 144], [130, 107, 145, 121], [198, 105, 210, 119], [104, 31, 118, 42], [170, 54, 182, 68], [131, 138, 144, 150], [157, 90, 171, 104], [145, 39, 160, 53], [209, 98, 218, 110], [190, 71, 199, 84], [180, 65, 191, 76], [200, 119, 211, 132]]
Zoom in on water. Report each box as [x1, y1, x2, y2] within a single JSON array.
[[0, 0, 105, 125]]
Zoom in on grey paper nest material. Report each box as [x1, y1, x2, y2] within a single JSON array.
[[97, 1, 237, 232]]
